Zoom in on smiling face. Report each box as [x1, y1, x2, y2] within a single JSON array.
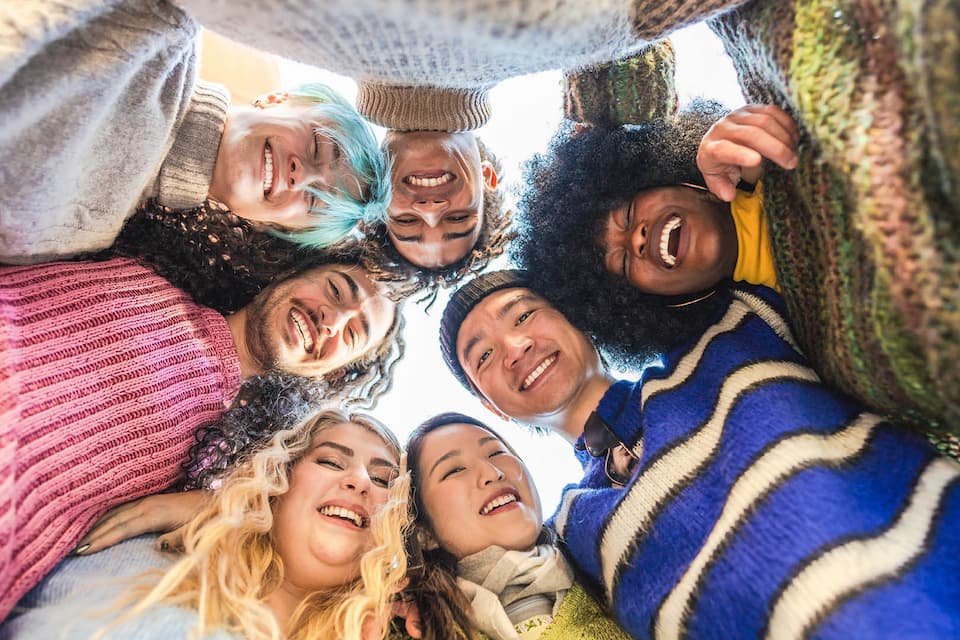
[[416, 422, 541, 559], [600, 185, 738, 296], [382, 131, 496, 268], [239, 264, 395, 379], [209, 100, 363, 229], [272, 421, 400, 591], [456, 288, 604, 426]]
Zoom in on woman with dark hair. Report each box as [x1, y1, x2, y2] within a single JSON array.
[[512, 102, 798, 371], [403, 412, 628, 640]]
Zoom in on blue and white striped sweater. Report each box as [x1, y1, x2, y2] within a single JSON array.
[[552, 286, 960, 640]]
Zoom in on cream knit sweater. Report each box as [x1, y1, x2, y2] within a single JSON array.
[[175, 0, 747, 131]]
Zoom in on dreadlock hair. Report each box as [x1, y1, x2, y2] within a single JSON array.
[[361, 137, 514, 306], [107, 409, 410, 640], [512, 99, 732, 371], [403, 412, 557, 640]]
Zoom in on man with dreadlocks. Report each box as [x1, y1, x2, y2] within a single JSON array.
[[0, 245, 404, 619]]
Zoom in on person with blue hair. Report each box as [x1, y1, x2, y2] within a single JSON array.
[[0, 1, 389, 264]]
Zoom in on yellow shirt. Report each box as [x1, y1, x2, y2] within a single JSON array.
[[730, 180, 779, 290]]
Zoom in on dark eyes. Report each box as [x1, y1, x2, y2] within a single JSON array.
[[329, 281, 342, 302], [477, 349, 491, 369], [516, 311, 532, 325], [441, 466, 464, 480]]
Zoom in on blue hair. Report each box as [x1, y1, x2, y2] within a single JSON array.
[[270, 82, 391, 249]]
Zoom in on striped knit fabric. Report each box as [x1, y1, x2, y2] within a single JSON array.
[[552, 286, 960, 639], [708, 1, 960, 433], [0, 258, 241, 619]]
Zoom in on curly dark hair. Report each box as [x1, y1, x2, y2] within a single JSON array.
[[512, 100, 733, 370], [361, 137, 514, 306]]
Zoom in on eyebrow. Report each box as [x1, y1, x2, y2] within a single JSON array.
[[427, 435, 501, 478], [333, 270, 370, 346], [315, 441, 398, 471], [460, 292, 541, 371], [391, 215, 478, 244], [443, 224, 477, 241]]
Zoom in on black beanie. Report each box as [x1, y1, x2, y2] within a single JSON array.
[[439, 270, 533, 393]]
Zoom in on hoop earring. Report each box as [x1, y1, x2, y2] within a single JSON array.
[[667, 289, 717, 308]]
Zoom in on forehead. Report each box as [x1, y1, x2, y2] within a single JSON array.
[[457, 286, 543, 339], [418, 422, 501, 468]]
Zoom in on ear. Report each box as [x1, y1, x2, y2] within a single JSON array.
[[480, 160, 498, 191], [251, 91, 290, 109]]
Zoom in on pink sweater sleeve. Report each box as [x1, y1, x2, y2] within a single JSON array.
[[0, 258, 242, 618]]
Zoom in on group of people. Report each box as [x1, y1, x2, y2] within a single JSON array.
[[2, 0, 958, 638]]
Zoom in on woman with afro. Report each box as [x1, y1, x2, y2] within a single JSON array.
[[512, 100, 798, 371]]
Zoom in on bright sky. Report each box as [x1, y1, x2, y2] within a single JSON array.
[[278, 22, 745, 514]]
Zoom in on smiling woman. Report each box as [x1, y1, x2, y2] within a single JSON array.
[[1, 410, 411, 640]]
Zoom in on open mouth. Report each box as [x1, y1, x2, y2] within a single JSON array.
[[480, 492, 519, 515], [660, 214, 682, 267], [404, 171, 454, 188], [521, 354, 556, 391], [263, 143, 275, 197], [318, 505, 368, 528], [290, 308, 316, 353]]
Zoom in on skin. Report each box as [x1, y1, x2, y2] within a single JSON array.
[[226, 264, 395, 380], [417, 423, 542, 559], [382, 131, 497, 268], [601, 103, 800, 295], [268, 422, 399, 621], [209, 92, 363, 229], [456, 288, 613, 441], [602, 185, 737, 295]]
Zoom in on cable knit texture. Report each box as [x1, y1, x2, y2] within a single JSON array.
[[0, 258, 241, 619], [0, 0, 202, 264], [175, 0, 747, 130]]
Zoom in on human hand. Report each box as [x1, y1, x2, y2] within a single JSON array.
[[73, 490, 208, 555], [696, 104, 799, 202]]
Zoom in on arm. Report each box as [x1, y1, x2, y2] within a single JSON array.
[[74, 491, 209, 555], [696, 104, 799, 202]]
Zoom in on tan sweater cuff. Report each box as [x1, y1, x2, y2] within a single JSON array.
[[356, 82, 491, 132]]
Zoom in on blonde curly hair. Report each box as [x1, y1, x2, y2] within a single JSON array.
[[111, 409, 410, 640]]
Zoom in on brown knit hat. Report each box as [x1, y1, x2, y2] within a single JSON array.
[[439, 270, 533, 392]]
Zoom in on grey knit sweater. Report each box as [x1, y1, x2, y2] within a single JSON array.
[[0, 0, 228, 264], [175, 0, 747, 131]]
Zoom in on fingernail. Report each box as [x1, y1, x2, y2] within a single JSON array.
[[72, 544, 90, 556]]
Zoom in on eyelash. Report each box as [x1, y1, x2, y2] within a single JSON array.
[[329, 281, 341, 302], [476, 310, 533, 370]]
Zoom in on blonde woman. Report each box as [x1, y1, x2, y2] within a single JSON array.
[[1, 410, 410, 640]]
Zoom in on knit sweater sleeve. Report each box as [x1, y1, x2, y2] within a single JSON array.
[[551, 286, 960, 639], [0, 0, 199, 264], [0, 258, 242, 618]]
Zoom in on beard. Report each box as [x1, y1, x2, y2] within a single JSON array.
[[242, 286, 282, 373]]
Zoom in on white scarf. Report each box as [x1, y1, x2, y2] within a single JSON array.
[[456, 544, 574, 640]]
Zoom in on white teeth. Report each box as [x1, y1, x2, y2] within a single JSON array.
[[318, 505, 366, 528], [660, 215, 681, 267], [290, 309, 315, 353], [522, 354, 556, 390], [481, 494, 518, 515], [263, 144, 274, 195], [406, 172, 454, 188]]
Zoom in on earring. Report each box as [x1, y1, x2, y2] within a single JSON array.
[[666, 289, 717, 308]]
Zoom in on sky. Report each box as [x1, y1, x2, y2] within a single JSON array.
[[277, 22, 746, 513]]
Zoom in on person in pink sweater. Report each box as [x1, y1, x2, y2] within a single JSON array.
[[0, 254, 401, 620]]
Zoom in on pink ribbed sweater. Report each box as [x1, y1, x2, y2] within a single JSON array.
[[0, 258, 242, 619]]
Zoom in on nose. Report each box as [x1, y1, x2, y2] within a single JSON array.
[[409, 199, 449, 224], [630, 221, 648, 258], [319, 305, 358, 337], [342, 465, 372, 494], [503, 332, 533, 370], [477, 460, 505, 487], [289, 155, 334, 192]]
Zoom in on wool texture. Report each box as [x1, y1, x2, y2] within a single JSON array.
[[0, 0, 229, 264], [552, 285, 960, 639], [174, 0, 747, 130], [0, 258, 241, 619], [709, 0, 960, 432]]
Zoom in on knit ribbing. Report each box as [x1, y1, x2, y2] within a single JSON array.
[[356, 82, 492, 132], [0, 258, 241, 619], [152, 80, 231, 210]]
